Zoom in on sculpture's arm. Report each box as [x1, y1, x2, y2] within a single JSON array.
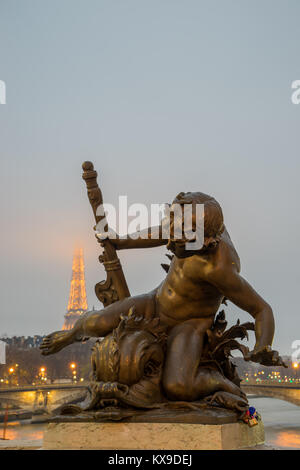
[[208, 268, 285, 366], [212, 270, 274, 349], [96, 225, 168, 250]]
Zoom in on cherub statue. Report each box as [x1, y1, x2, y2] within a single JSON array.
[[40, 163, 284, 419]]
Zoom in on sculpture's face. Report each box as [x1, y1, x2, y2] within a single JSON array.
[[165, 202, 201, 256], [167, 203, 195, 241], [165, 191, 225, 255]]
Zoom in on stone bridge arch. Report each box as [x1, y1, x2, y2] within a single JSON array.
[[242, 384, 300, 407], [0, 385, 87, 413]]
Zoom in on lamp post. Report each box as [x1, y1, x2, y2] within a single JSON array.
[[39, 366, 47, 384], [70, 362, 77, 383], [8, 367, 14, 387], [292, 361, 299, 381]]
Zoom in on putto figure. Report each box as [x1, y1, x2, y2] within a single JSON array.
[[41, 162, 284, 421]]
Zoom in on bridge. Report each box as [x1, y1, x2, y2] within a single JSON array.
[[0, 384, 88, 415], [1, 382, 300, 417], [242, 382, 300, 407]]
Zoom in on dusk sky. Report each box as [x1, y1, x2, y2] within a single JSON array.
[[1, 1, 300, 355]]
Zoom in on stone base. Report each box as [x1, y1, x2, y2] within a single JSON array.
[[51, 405, 240, 425], [43, 421, 265, 450], [0, 439, 43, 450]]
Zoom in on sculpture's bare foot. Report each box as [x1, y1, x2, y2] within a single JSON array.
[[40, 331, 73, 355], [205, 391, 248, 413]]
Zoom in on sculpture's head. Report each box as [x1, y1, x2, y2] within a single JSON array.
[[166, 191, 224, 255]]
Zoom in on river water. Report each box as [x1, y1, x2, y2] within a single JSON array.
[[250, 397, 300, 449], [2, 397, 300, 449]]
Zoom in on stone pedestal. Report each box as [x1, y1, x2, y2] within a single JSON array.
[[43, 421, 264, 450]]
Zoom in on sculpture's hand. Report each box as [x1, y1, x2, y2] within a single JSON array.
[[95, 228, 124, 248], [245, 345, 287, 367]]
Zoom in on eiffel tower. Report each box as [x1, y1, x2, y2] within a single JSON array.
[[62, 248, 88, 330]]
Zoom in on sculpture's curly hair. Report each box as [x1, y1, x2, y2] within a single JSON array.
[[172, 191, 224, 249]]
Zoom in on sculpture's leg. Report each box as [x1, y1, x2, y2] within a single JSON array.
[[163, 318, 244, 401], [40, 290, 157, 355]]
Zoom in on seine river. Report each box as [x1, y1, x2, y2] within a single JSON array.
[[2, 397, 300, 449]]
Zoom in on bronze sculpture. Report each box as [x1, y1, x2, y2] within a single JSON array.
[[40, 162, 285, 423]]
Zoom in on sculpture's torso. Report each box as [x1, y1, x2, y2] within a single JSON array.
[[156, 228, 241, 326]]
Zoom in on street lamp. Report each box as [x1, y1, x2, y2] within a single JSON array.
[[70, 362, 77, 382], [8, 367, 15, 386], [292, 362, 299, 381], [39, 366, 47, 383]]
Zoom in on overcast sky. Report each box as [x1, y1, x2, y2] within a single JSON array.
[[1, 1, 300, 355]]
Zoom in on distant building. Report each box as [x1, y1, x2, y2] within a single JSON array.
[[62, 248, 88, 330], [0, 335, 43, 348]]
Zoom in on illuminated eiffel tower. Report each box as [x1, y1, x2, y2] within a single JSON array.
[[62, 248, 88, 330]]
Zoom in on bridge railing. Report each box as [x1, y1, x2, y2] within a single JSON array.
[[242, 379, 300, 388], [0, 383, 88, 393]]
